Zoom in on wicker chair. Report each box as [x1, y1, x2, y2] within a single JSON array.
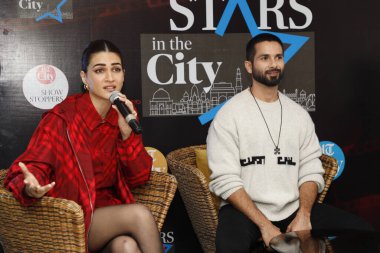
[[167, 144, 338, 253], [0, 169, 177, 253]]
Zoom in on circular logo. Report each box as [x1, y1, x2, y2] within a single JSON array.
[[145, 147, 168, 173], [320, 141, 345, 180], [23, 64, 69, 109]]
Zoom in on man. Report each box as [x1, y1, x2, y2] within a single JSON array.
[[206, 33, 373, 252]]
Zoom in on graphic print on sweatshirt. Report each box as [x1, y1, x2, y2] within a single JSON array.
[[240, 156, 297, 167]]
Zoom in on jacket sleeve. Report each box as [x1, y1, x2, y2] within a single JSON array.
[[117, 132, 152, 188], [4, 115, 57, 206], [207, 117, 244, 200], [298, 113, 325, 192]]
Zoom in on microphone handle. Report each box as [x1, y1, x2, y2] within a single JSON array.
[[128, 119, 143, 134], [114, 98, 131, 117], [114, 98, 143, 134]]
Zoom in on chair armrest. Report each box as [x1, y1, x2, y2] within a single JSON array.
[[317, 154, 338, 203], [131, 171, 177, 231], [167, 146, 218, 253], [0, 180, 86, 253], [0, 169, 177, 252]]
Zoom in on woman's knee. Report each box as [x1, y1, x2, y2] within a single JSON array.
[[128, 204, 155, 224], [107, 236, 141, 253]]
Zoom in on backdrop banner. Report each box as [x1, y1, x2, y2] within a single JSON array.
[[1, 0, 380, 252]]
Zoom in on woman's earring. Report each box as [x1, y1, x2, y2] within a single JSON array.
[[83, 84, 88, 90]]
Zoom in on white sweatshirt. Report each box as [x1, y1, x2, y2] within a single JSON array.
[[207, 88, 325, 221]]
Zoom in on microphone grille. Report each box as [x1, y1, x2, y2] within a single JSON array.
[[109, 91, 121, 103]]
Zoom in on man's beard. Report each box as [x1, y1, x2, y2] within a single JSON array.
[[252, 68, 284, 87]]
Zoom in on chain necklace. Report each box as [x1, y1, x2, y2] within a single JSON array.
[[250, 89, 283, 155]]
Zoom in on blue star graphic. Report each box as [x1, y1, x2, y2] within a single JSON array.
[[35, 0, 68, 23], [198, 0, 309, 125], [163, 243, 173, 253]]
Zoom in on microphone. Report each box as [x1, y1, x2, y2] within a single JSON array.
[[109, 91, 143, 134]]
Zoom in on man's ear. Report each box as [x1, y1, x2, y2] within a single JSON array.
[[244, 60, 253, 74]]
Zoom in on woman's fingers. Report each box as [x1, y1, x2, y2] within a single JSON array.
[[25, 182, 55, 198], [20, 162, 39, 186], [114, 94, 137, 117], [19, 162, 32, 178], [38, 182, 56, 194]]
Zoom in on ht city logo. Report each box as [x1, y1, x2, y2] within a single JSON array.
[[17, 0, 70, 22], [169, 0, 311, 125], [320, 141, 346, 180]]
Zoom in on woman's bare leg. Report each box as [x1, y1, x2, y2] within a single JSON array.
[[88, 204, 163, 253]]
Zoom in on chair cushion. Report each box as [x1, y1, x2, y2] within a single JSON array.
[[195, 148, 220, 210]]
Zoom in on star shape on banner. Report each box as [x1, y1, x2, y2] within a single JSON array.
[[198, 0, 310, 125], [35, 0, 68, 23]]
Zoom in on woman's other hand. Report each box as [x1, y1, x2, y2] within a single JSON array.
[[19, 162, 55, 198]]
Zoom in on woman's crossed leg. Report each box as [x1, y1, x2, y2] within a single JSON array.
[[88, 203, 164, 253]]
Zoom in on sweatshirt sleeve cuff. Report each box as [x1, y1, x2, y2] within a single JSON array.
[[214, 184, 244, 201], [220, 186, 243, 200]]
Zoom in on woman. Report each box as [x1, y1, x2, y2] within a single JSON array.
[[4, 40, 163, 253]]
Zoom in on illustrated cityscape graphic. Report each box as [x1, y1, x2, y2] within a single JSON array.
[[149, 68, 315, 116]]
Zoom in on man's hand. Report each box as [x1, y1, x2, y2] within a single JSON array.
[[286, 211, 312, 232], [226, 189, 282, 247], [19, 162, 55, 198], [260, 222, 282, 247], [288, 181, 317, 232]]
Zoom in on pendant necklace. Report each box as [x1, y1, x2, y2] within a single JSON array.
[[250, 89, 283, 155]]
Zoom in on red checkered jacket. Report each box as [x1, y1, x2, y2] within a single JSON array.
[[4, 93, 152, 249]]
